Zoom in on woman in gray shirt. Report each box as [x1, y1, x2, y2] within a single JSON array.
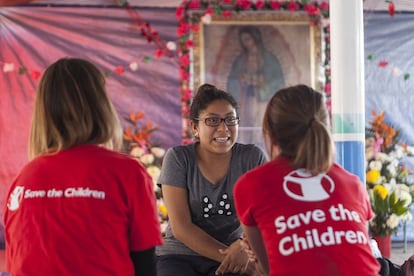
[[156, 83, 267, 276]]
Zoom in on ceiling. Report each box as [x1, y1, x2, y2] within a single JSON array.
[[1, 0, 414, 11]]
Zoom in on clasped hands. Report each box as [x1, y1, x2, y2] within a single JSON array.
[[215, 239, 264, 276]]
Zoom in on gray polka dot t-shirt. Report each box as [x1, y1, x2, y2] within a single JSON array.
[[156, 142, 267, 256]]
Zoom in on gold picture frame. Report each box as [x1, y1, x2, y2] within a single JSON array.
[[189, 11, 323, 145]]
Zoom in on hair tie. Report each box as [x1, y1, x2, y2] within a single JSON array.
[[307, 118, 315, 129]]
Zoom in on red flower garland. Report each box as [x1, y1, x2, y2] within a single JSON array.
[[177, 0, 331, 142]]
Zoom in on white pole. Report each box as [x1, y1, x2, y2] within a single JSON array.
[[330, 0, 366, 182]]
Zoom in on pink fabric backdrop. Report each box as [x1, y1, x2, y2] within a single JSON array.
[[0, 5, 181, 244]]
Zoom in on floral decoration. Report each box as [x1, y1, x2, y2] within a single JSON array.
[[122, 110, 168, 231], [176, 0, 331, 141], [365, 110, 414, 236]]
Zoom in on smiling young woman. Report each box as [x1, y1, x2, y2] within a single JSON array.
[[155, 83, 268, 276]]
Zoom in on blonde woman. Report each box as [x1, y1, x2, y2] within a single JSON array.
[[4, 58, 162, 275]]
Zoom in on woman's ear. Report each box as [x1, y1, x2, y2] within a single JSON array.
[[190, 121, 199, 139]]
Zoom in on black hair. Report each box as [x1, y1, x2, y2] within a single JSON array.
[[190, 83, 238, 122]]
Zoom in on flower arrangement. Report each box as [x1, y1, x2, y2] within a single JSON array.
[[122, 110, 168, 230], [365, 110, 414, 237]]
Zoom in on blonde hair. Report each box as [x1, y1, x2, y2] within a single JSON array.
[[29, 58, 123, 159], [262, 84, 335, 174]]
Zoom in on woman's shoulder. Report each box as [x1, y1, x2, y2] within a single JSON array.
[[166, 143, 195, 156], [233, 143, 265, 156]]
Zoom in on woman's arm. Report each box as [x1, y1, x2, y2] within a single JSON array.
[[162, 185, 228, 262], [130, 247, 156, 276], [243, 225, 270, 275]]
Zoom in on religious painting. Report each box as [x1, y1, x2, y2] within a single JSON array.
[[190, 12, 323, 146]]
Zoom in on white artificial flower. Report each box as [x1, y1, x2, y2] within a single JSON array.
[[201, 14, 212, 24], [166, 41, 177, 51], [366, 148, 374, 162], [400, 212, 413, 223], [140, 153, 155, 165], [407, 146, 414, 155], [386, 163, 397, 177], [386, 214, 400, 229], [394, 146, 405, 159], [129, 62, 139, 71], [151, 147, 166, 158], [130, 146, 145, 157], [395, 189, 412, 207], [147, 165, 161, 190], [377, 152, 388, 162], [395, 184, 410, 192], [369, 160, 382, 171], [3, 62, 15, 73]]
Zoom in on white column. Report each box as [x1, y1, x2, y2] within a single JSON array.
[[330, 0, 366, 181]]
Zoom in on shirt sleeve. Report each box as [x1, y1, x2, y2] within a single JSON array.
[[129, 162, 163, 251], [157, 147, 188, 188], [234, 173, 257, 226]]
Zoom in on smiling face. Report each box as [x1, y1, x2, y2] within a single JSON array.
[[192, 99, 238, 155]]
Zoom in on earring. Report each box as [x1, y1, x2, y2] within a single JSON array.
[[194, 132, 199, 138]]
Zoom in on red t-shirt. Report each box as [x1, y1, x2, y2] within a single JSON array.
[[234, 157, 381, 276], [4, 144, 163, 276]]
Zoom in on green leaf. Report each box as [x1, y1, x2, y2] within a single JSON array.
[[18, 66, 27, 74], [404, 73, 410, 80]]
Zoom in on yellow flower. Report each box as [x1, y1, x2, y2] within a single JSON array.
[[366, 170, 381, 184], [158, 202, 168, 218], [373, 185, 388, 200]]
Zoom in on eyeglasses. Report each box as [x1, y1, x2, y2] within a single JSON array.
[[195, 116, 240, 127]]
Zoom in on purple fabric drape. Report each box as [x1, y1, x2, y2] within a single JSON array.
[[0, 5, 181, 244]]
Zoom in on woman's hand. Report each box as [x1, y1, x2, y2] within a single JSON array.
[[215, 239, 249, 275], [241, 235, 268, 276]]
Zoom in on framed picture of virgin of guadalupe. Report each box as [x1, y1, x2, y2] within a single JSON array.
[[189, 12, 323, 147]]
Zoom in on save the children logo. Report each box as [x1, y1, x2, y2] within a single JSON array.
[[7, 186, 24, 211], [276, 170, 369, 257], [283, 169, 335, 201], [7, 186, 106, 212]]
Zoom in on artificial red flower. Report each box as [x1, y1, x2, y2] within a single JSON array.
[[185, 40, 194, 48], [115, 66, 124, 75], [30, 70, 41, 80], [324, 82, 331, 96], [236, 0, 251, 10], [256, 0, 264, 10], [205, 6, 213, 15], [155, 49, 164, 58], [388, 1, 395, 17], [176, 6, 184, 20], [305, 4, 320, 16], [325, 100, 332, 113], [288, 1, 300, 11], [179, 54, 190, 68], [269, 1, 280, 10], [177, 22, 190, 36], [181, 89, 192, 102], [223, 10, 232, 18], [378, 61, 389, 68], [319, 1, 329, 11], [188, 0, 200, 9], [191, 25, 199, 32], [180, 70, 190, 81]]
